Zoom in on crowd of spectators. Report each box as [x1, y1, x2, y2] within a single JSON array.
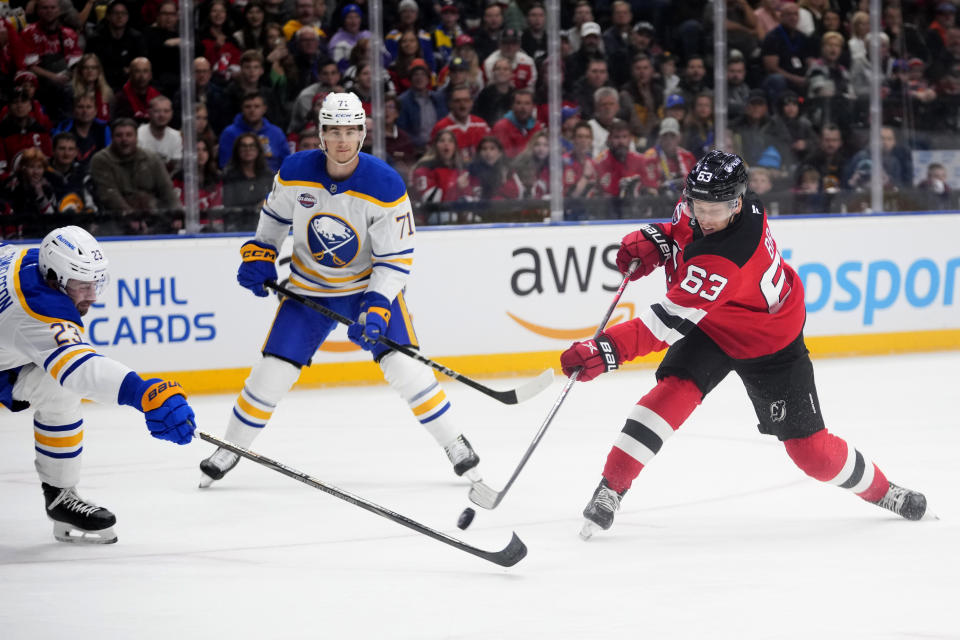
[[1, 0, 959, 237]]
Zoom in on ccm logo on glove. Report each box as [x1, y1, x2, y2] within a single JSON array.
[[241, 245, 277, 262]]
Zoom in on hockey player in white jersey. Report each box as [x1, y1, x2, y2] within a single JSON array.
[[0, 226, 197, 544], [199, 92, 484, 487]]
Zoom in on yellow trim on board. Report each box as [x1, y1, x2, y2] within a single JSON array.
[[143, 329, 960, 396]]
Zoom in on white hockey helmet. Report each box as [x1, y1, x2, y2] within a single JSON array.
[[38, 225, 109, 295], [318, 91, 366, 154]]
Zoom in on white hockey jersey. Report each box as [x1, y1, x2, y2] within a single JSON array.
[[256, 150, 415, 301], [0, 244, 132, 406]]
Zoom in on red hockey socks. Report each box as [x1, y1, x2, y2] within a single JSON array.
[[602, 376, 703, 493], [784, 429, 889, 502]]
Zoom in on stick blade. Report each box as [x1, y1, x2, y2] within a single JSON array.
[[468, 480, 501, 510], [481, 532, 527, 567], [511, 368, 555, 404]]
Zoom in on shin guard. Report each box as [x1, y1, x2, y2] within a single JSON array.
[[380, 351, 458, 447], [603, 376, 703, 493], [225, 355, 300, 448], [784, 430, 889, 502]]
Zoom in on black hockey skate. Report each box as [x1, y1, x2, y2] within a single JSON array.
[[580, 478, 627, 540], [872, 482, 928, 521], [42, 483, 117, 544], [444, 435, 482, 483], [199, 447, 240, 488]]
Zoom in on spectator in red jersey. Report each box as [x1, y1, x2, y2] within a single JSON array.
[[491, 89, 543, 158], [593, 119, 644, 199], [173, 139, 224, 231], [0, 87, 54, 179], [639, 117, 698, 197], [467, 135, 510, 200], [482, 28, 536, 91], [51, 92, 112, 167], [71, 54, 114, 123], [431, 84, 491, 162], [501, 130, 550, 199], [85, 0, 148, 92], [411, 129, 469, 206], [19, 0, 83, 120], [0, 16, 26, 83], [198, 0, 244, 84], [112, 57, 162, 125], [563, 121, 598, 198], [0, 71, 53, 131]]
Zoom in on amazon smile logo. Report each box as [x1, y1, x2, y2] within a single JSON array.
[[507, 303, 636, 339]]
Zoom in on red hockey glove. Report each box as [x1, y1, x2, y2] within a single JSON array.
[[616, 224, 672, 281], [560, 334, 620, 382]]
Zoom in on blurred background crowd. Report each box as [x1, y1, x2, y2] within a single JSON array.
[[0, 0, 957, 238]]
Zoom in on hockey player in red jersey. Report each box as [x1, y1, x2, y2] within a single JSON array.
[[561, 150, 929, 539]]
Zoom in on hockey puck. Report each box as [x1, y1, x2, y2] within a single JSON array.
[[457, 507, 476, 530]]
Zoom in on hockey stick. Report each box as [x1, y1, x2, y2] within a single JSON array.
[[264, 280, 553, 405], [198, 432, 528, 567], [469, 262, 639, 510]]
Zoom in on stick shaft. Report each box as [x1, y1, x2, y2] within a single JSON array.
[[199, 432, 527, 567], [470, 263, 638, 509], [264, 281, 549, 405]]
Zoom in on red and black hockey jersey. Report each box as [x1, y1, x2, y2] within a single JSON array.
[[607, 195, 806, 361]]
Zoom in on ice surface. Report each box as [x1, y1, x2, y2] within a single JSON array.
[[2, 353, 958, 639]]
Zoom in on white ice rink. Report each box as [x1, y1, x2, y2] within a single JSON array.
[[2, 351, 958, 639]]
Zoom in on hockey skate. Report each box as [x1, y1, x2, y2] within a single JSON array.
[[580, 479, 627, 540], [199, 447, 240, 488], [444, 435, 482, 484], [42, 483, 117, 544], [872, 482, 929, 521]]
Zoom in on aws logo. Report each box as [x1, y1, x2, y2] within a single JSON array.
[[508, 245, 633, 339], [306, 213, 359, 268]]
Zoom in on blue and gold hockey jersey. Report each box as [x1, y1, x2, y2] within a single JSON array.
[[0, 244, 133, 406], [256, 151, 416, 301]]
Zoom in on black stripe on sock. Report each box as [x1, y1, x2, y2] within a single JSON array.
[[839, 450, 866, 489], [622, 419, 664, 455], [650, 303, 697, 337]]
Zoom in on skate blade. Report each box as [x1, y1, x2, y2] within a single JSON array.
[[463, 467, 483, 484], [53, 523, 117, 544], [198, 473, 215, 489], [920, 509, 940, 521], [579, 520, 601, 541]]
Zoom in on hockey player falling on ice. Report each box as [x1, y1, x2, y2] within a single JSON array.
[[0, 226, 197, 544], [199, 92, 484, 487], [560, 150, 929, 540]]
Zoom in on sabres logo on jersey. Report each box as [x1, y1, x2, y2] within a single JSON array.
[[307, 213, 359, 268]]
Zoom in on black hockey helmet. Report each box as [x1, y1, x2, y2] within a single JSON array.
[[684, 150, 748, 203]]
